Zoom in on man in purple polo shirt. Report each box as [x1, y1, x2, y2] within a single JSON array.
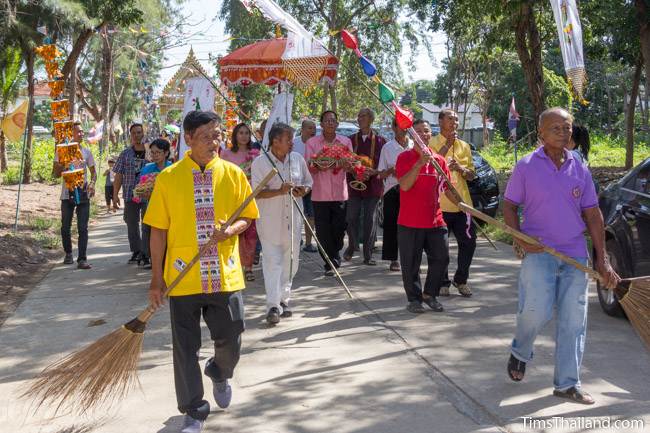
[[503, 107, 620, 405]]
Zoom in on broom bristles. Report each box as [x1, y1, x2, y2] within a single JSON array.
[[21, 323, 144, 415], [619, 278, 650, 350]]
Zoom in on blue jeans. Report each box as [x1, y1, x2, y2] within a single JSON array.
[[511, 252, 589, 391]]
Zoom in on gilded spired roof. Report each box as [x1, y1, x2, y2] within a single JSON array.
[[158, 48, 212, 112]]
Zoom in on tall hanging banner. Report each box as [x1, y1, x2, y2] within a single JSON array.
[[178, 77, 216, 158], [1, 100, 28, 142], [508, 96, 519, 142], [262, 91, 294, 149], [550, 0, 587, 103]]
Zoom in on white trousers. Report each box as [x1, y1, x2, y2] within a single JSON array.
[[260, 239, 300, 314]]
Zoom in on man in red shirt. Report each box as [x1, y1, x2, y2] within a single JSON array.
[[395, 120, 458, 313]]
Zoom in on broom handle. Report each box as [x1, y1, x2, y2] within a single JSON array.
[[457, 202, 605, 283], [137, 168, 278, 322]]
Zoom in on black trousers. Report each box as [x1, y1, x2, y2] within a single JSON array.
[[345, 195, 380, 261], [170, 291, 245, 421], [398, 225, 449, 302], [104, 185, 114, 207], [442, 211, 477, 285], [60, 199, 90, 261], [381, 186, 400, 261], [123, 201, 146, 254], [140, 203, 150, 259], [313, 201, 347, 270]]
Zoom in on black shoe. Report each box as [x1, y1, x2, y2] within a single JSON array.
[[63, 253, 74, 265], [266, 307, 280, 325], [280, 302, 292, 318], [423, 296, 444, 312], [324, 269, 335, 277], [141, 257, 151, 269], [128, 252, 140, 264], [406, 301, 425, 314]]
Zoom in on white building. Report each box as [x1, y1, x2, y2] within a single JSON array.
[[418, 102, 494, 147]]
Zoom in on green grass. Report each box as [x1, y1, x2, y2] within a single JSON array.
[[24, 214, 60, 249], [481, 133, 650, 173], [27, 215, 55, 231], [480, 219, 513, 245]]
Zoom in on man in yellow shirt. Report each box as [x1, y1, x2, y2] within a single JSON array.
[[144, 111, 259, 433], [429, 110, 476, 297]]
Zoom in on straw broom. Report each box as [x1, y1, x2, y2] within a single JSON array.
[[457, 201, 650, 350], [22, 168, 278, 414]]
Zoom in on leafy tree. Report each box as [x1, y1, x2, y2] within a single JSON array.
[[219, 0, 429, 120], [76, 0, 176, 151]]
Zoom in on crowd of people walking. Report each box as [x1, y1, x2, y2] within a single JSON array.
[[53, 105, 620, 432]]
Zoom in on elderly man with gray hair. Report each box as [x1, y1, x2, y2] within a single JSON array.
[[503, 107, 620, 405], [344, 107, 386, 265]]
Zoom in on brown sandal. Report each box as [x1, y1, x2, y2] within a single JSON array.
[[507, 354, 526, 382], [553, 387, 595, 405]]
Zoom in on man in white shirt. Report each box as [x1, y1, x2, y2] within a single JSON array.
[[377, 118, 412, 272], [253, 123, 313, 325], [52, 122, 97, 269], [292, 118, 317, 252]]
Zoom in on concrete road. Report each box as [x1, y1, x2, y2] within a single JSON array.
[[0, 214, 647, 433]]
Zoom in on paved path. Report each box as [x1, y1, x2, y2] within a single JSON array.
[[0, 214, 648, 433]]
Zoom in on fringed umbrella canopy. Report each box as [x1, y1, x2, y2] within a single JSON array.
[[218, 38, 338, 87]]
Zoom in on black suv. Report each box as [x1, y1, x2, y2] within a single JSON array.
[[597, 157, 650, 316], [468, 144, 500, 219]]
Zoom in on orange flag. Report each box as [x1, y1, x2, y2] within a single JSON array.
[[1, 100, 28, 142]]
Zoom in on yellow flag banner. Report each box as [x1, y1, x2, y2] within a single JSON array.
[[1, 100, 29, 142]]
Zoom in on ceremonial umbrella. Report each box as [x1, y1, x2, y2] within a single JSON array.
[[218, 38, 338, 87]]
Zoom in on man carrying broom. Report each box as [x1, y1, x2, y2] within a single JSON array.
[[503, 107, 620, 405], [144, 111, 259, 433]]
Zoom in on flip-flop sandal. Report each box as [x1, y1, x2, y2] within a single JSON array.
[[389, 262, 401, 272], [553, 387, 595, 405], [245, 270, 255, 281], [507, 354, 526, 382]]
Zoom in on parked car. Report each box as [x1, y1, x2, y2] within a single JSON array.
[[597, 157, 650, 316], [32, 125, 50, 136], [294, 121, 359, 139], [467, 144, 499, 219]]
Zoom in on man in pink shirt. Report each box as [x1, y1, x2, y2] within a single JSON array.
[[305, 110, 353, 275]]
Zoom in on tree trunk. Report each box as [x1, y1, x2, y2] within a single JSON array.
[[635, 0, 650, 92], [626, 60, 642, 170], [62, 28, 94, 116], [329, 83, 337, 113], [606, 70, 613, 134], [0, 129, 7, 172], [321, 82, 328, 112], [513, 2, 545, 123], [100, 27, 113, 155], [67, 64, 77, 117]]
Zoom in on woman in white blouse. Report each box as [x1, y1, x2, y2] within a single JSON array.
[[251, 123, 313, 325]]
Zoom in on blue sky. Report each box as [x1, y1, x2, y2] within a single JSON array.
[[159, 0, 446, 94]]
